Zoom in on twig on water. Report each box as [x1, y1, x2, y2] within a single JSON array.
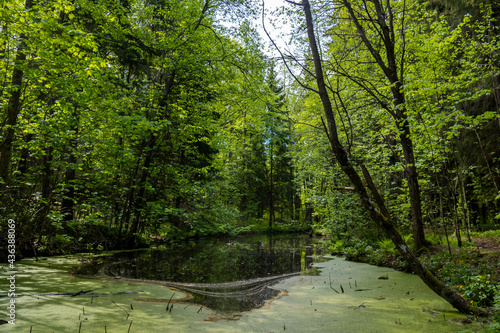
[[166, 293, 175, 312], [110, 298, 130, 320], [329, 274, 339, 293]]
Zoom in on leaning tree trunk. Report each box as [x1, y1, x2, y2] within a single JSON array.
[[299, 0, 485, 316]]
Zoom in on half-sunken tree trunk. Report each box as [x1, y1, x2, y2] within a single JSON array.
[[299, 0, 484, 316]]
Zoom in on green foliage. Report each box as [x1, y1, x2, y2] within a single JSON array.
[[327, 238, 345, 255], [342, 243, 368, 262], [489, 292, 500, 331], [424, 233, 444, 245], [1, 0, 293, 252], [283, 0, 500, 254], [425, 250, 478, 285], [378, 238, 397, 255], [342, 240, 375, 262], [422, 246, 500, 309], [460, 274, 498, 307]]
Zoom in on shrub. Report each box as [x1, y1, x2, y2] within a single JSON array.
[[459, 275, 498, 307], [343, 241, 371, 262], [489, 292, 500, 331], [378, 238, 396, 255]]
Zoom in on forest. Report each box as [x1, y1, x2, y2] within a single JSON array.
[[1, 0, 499, 324]]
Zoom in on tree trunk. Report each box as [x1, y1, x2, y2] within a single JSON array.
[[299, 0, 485, 316], [339, 0, 426, 249], [61, 156, 76, 222], [61, 105, 79, 223], [269, 138, 274, 228], [304, 202, 313, 225], [490, 0, 500, 111], [0, 0, 33, 184], [399, 123, 426, 248], [18, 133, 34, 176], [37, 147, 54, 242], [127, 136, 156, 245], [294, 194, 301, 221]]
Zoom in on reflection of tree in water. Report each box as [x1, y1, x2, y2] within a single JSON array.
[[166, 272, 299, 313], [75, 235, 324, 313]]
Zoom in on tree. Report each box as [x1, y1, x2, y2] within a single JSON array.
[[0, 0, 264, 250], [0, 0, 32, 184], [264, 65, 295, 227], [281, 0, 486, 315], [330, 0, 427, 248]]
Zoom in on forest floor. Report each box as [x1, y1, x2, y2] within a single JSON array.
[[471, 235, 500, 283], [427, 235, 500, 280], [472, 236, 500, 252]]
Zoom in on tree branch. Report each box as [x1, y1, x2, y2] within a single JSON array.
[[261, 0, 318, 94], [341, 0, 391, 79]]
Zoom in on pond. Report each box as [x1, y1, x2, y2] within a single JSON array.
[[0, 234, 483, 332], [74, 234, 326, 314]]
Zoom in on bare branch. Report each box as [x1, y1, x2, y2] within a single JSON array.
[[261, 0, 318, 94], [331, 186, 356, 191], [284, 0, 303, 6], [341, 0, 391, 78]]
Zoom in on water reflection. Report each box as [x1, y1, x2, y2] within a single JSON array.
[[76, 234, 326, 314]]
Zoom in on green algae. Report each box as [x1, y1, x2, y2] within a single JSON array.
[[0, 255, 483, 332]]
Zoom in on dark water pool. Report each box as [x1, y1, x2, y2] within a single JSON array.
[[75, 234, 328, 314]]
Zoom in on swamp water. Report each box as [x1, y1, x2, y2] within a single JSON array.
[[0, 234, 482, 332]]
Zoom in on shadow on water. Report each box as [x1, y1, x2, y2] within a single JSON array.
[[75, 234, 327, 315]]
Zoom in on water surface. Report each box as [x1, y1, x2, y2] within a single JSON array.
[[75, 234, 326, 313], [0, 235, 481, 332]]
